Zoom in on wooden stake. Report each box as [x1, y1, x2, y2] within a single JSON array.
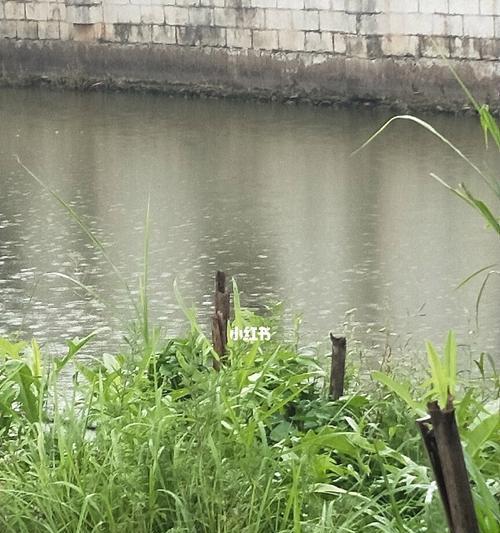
[[329, 334, 346, 400], [417, 415, 453, 531], [417, 398, 479, 533], [211, 271, 230, 371]]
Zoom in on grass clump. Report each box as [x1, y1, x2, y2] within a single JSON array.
[[0, 293, 497, 533]]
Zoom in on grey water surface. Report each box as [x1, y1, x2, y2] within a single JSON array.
[[0, 87, 499, 369]]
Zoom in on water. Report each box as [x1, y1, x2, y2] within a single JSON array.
[[0, 87, 498, 367]]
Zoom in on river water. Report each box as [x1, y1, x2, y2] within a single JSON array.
[[0, 87, 498, 368]]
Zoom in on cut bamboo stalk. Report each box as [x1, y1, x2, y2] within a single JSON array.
[[211, 271, 230, 371], [329, 334, 346, 400], [417, 398, 479, 533]]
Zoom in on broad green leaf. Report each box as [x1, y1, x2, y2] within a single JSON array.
[[312, 483, 368, 500], [270, 421, 293, 442], [103, 353, 120, 374], [372, 371, 426, 416], [0, 339, 27, 359], [465, 413, 500, 458]]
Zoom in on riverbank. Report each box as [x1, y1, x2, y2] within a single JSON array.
[[1, 38, 499, 114], [1, 1, 500, 114]]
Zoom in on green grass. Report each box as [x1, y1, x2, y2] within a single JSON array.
[[0, 296, 497, 533]]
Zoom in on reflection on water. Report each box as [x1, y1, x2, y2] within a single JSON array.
[[0, 88, 499, 366]]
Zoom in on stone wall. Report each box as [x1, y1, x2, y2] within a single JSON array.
[[1, 0, 500, 110]]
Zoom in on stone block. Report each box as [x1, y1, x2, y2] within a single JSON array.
[[16, 20, 39, 38], [344, 0, 384, 12], [199, 25, 226, 45], [0, 20, 18, 38], [113, 22, 131, 42], [251, 0, 275, 7], [67, 0, 101, 6], [305, 0, 329, 9], [276, 0, 302, 8], [234, 7, 265, 29], [464, 15, 495, 37], [291, 9, 319, 31], [404, 13, 433, 34], [188, 7, 214, 25], [366, 34, 382, 56], [177, 24, 224, 45], [73, 22, 96, 40], [419, 0, 448, 13], [479, 36, 500, 57], [164, 6, 189, 25], [496, 16, 500, 37], [320, 11, 356, 33], [141, 5, 164, 23], [4, 1, 25, 20], [129, 23, 153, 42], [38, 19, 60, 38], [214, 7, 238, 27], [226, 0, 252, 6], [381, 34, 419, 56], [304, 30, 333, 51], [48, 3, 66, 21], [449, 0, 480, 15], [265, 9, 293, 30], [361, 12, 433, 35], [177, 24, 195, 44], [25, 3, 36, 20], [175, 0, 198, 6], [200, 0, 225, 6], [384, 0, 418, 12], [450, 35, 481, 58], [345, 34, 367, 57], [69, 5, 102, 24], [103, 3, 120, 22], [117, 4, 141, 23], [59, 21, 71, 39], [252, 28, 278, 48], [333, 31, 346, 53], [420, 35, 450, 57], [100, 23, 115, 40], [432, 14, 463, 36], [278, 29, 304, 49], [34, 2, 50, 20], [480, 0, 500, 15], [226, 27, 252, 47]]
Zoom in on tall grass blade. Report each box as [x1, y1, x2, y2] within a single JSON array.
[[456, 264, 498, 289], [425, 341, 447, 408], [443, 331, 456, 397], [352, 116, 497, 195], [15, 156, 138, 313]]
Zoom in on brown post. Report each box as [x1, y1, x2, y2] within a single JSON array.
[[211, 271, 230, 371], [417, 415, 453, 531], [417, 398, 479, 533], [329, 334, 346, 400]]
